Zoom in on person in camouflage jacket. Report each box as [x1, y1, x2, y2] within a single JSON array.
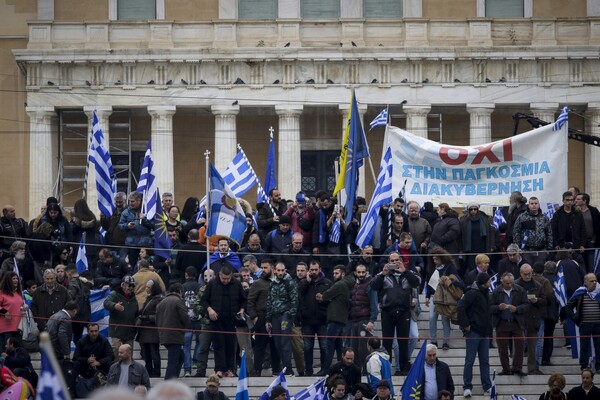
[[512, 197, 553, 265], [191, 269, 214, 377]]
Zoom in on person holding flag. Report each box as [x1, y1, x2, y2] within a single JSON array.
[[118, 191, 153, 269]]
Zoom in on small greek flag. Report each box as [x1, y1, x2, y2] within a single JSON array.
[[521, 230, 530, 249], [490, 370, 497, 400], [511, 395, 528, 400], [553, 106, 568, 131], [330, 217, 341, 244], [76, 234, 89, 274], [489, 273, 499, 293], [258, 370, 290, 400], [292, 377, 327, 400], [236, 351, 249, 400], [492, 208, 506, 229], [369, 108, 388, 130], [554, 265, 567, 308]]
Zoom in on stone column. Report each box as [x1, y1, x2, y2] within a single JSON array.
[[84, 106, 113, 216], [466, 103, 495, 145], [148, 105, 176, 195], [275, 104, 303, 200], [404, 104, 431, 139], [27, 106, 56, 220], [212, 105, 240, 173], [586, 104, 600, 202], [531, 103, 558, 124], [339, 103, 368, 198]]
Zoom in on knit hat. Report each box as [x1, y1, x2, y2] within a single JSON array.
[[206, 374, 220, 387], [467, 202, 479, 210], [476, 272, 491, 286], [270, 385, 287, 400], [279, 215, 291, 224], [376, 380, 390, 389]]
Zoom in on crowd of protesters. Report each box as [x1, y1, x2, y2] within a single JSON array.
[[0, 185, 599, 399]]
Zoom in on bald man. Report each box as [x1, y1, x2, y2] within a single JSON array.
[[106, 344, 151, 390]]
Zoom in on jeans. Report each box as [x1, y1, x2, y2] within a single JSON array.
[[408, 318, 419, 358], [271, 313, 294, 372], [463, 330, 491, 391], [183, 321, 202, 372], [579, 322, 600, 371], [322, 321, 346, 370], [302, 323, 327, 375], [164, 343, 184, 379], [535, 321, 545, 369], [141, 342, 161, 377], [428, 307, 451, 346]]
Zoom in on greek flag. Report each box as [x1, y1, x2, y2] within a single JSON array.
[[521, 230, 530, 249], [330, 217, 341, 244], [490, 370, 497, 400], [554, 265, 568, 308], [292, 377, 326, 400], [236, 351, 249, 400], [36, 340, 70, 400], [264, 130, 277, 198], [356, 147, 393, 248], [207, 163, 248, 244], [224, 151, 258, 197], [493, 208, 506, 229], [89, 289, 110, 338], [553, 106, 568, 131], [543, 203, 560, 220], [594, 249, 600, 277], [399, 179, 407, 213], [489, 273, 499, 292], [76, 234, 89, 274], [511, 396, 528, 400], [89, 111, 116, 217], [137, 140, 158, 220], [258, 370, 290, 400], [369, 108, 388, 130]]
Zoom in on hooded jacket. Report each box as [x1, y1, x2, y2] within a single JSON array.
[[365, 348, 394, 395]]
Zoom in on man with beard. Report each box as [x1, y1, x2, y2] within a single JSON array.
[[0, 205, 28, 264], [349, 264, 378, 367], [312, 194, 347, 277], [266, 262, 298, 376], [104, 276, 139, 357], [316, 265, 354, 375], [280, 233, 311, 273], [405, 201, 432, 252], [0, 241, 34, 282], [348, 245, 379, 275], [95, 248, 130, 290], [239, 234, 266, 265], [265, 216, 294, 257], [258, 188, 287, 241], [506, 191, 528, 246], [203, 238, 242, 276], [299, 260, 331, 376], [73, 323, 114, 397], [248, 259, 278, 377], [31, 268, 69, 332], [574, 192, 600, 272]]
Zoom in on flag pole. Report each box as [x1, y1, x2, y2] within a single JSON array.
[[204, 150, 211, 272], [38, 331, 73, 400]]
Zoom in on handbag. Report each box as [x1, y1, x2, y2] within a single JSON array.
[[18, 307, 40, 352]]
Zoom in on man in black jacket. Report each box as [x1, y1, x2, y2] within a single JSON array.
[[3, 336, 38, 388], [73, 323, 114, 397], [457, 272, 492, 397], [174, 229, 207, 285], [422, 344, 455, 400], [326, 348, 361, 395]]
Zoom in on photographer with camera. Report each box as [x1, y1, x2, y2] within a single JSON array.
[[370, 252, 421, 375]]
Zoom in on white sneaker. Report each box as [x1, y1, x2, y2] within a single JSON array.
[[483, 389, 490, 395], [463, 389, 472, 398]]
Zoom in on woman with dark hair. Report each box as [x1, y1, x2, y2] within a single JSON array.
[[137, 279, 164, 378], [0, 272, 23, 353], [539, 373, 567, 400], [424, 247, 463, 350], [430, 203, 461, 256], [71, 198, 101, 265], [180, 197, 199, 226], [166, 206, 184, 244], [40, 203, 72, 266]]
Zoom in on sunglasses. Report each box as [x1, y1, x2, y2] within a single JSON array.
[[468, 208, 479, 211], [61, 252, 69, 255]]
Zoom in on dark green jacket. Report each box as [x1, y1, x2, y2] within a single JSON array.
[[322, 274, 354, 324], [104, 288, 139, 341]]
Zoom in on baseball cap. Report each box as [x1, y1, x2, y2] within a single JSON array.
[[206, 374, 220, 387], [122, 275, 135, 285], [376, 380, 390, 389], [296, 192, 306, 205]]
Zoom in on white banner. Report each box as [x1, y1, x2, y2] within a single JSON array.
[[386, 122, 568, 208]]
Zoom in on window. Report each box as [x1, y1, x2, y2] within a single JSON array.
[[485, 0, 523, 18], [301, 0, 340, 19], [300, 151, 338, 197], [364, 0, 403, 19], [118, 0, 156, 20], [239, 0, 278, 19]]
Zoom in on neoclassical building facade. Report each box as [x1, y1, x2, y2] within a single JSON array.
[[2, 0, 600, 219]]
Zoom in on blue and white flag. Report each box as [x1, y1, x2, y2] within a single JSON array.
[[236, 351, 249, 400], [398, 179, 407, 213], [554, 264, 568, 308], [224, 151, 259, 198], [154, 189, 172, 260], [36, 340, 71, 400], [490, 370, 497, 400], [264, 130, 277, 199], [521, 230, 530, 249], [12, 259, 20, 280], [594, 249, 600, 277], [543, 202, 560, 220], [258, 370, 290, 400], [356, 147, 393, 248], [553, 106, 568, 131], [207, 163, 248, 244], [330, 217, 341, 244], [489, 273, 499, 293], [137, 140, 158, 220], [511, 395, 528, 400], [292, 377, 327, 400], [89, 289, 110, 338], [76, 234, 89, 274], [89, 111, 116, 217], [493, 208, 506, 229], [369, 107, 388, 130]]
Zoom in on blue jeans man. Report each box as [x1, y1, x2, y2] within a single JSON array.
[[463, 330, 491, 393], [302, 323, 326, 376], [183, 320, 202, 374], [321, 321, 345, 371]]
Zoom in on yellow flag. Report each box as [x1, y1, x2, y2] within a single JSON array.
[[333, 92, 354, 196]]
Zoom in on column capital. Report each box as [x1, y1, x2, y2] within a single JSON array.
[[148, 105, 177, 117], [275, 104, 303, 116], [26, 106, 55, 118], [211, 104, 240, 116], [83, 106, 113, 118], [466, 103, 495, 114], [339, 103, 367, 115], [530, 103, 559, 112], [403, 104, 431, 115]]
